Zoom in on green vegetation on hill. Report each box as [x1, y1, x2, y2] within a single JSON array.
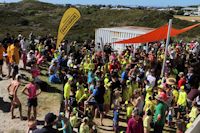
[[0, 0, 199, 41]]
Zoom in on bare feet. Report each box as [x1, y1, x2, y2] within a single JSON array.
[[11, 116, 16, 119]]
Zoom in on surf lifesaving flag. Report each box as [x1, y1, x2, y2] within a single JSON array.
[[56, 7, 81, 48]]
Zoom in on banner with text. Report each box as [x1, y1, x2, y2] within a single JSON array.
[[56, 7, 81, 48]]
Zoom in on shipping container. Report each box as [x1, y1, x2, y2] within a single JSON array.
[[95, 26, 154, 53]]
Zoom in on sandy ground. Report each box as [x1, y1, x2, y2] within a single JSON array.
[[0, 61, 61, 133], [174, 15, 200, 22]]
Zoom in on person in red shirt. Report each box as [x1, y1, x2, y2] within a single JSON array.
[[126, 108, 144, 133], [178, 72, 186, 89], [109, 60, 120, 73]]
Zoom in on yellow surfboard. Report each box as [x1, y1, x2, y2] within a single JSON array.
[[56, 7, 81, 48]]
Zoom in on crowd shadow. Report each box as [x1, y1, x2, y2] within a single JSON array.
[[106, 115, 127, 123], [39, 66, 48, 71], [0, 97, 11, 113], [36, 80, 62, 94], [97, 126, 113, 131], [97, 125, 126, 132]]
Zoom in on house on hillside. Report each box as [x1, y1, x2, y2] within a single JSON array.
[[100, 6, 110, 10], [181, 6, 200, 16], [110, 7, 131, 10]]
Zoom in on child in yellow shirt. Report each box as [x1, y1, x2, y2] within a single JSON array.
[[125, 101, 133, 120], [75, 85, 84, 102], [143, 97, 155, 113], [188, 101, 199, 120], [143, 109, 152, 133], [177, 86, 187, 119], [104, 81, 111, 113], [123, 80, 131, 102], [78, 88, 90, 103], [172, 85, 179, 105]]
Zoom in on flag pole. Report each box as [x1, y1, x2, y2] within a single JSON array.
[[161, 19, 172, 79]]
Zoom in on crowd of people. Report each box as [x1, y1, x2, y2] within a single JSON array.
[[1, 32, 200, 133]]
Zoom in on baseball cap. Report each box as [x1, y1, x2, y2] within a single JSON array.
[[45, 113, 57, 125]]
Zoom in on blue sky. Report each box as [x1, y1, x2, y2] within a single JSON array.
[[0, 0, 200, 7]]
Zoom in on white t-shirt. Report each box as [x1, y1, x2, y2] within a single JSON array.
[[27, 53, 35, 62], [147, 74, 156, 87]]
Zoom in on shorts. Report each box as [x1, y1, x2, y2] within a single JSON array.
[[167, 115, 173, 122], [0, 59, 3, 65], [113, 120, 119, 128], [87, 99, 104, 112], [87, 98, 97, 105], [28, 98, 38, 107], [178, 106, 186, 113], [97, 104, 104, 112]]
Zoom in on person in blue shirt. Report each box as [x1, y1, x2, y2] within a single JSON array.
[[121, 68, 129, 82], [113, 108, 119, 132], [87, 69, 94, 85], [86, 80, 105, 125]]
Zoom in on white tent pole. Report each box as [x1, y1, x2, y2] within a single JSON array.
[[161, 19, 173, 78]]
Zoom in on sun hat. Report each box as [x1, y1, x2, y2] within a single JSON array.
[[126, 80, 131, 84], [166, 78, 176, 85], [178, 72, 184, 77], [82, 117, 89, 123], [68, 77, 73, 81]]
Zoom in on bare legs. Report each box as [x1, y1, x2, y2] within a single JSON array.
[[11, 103, 22, 120], [28, 107, 37, 120], [33, 107, 37, 120], [28, 107, 31, 120], [0, 65, 2, 78]]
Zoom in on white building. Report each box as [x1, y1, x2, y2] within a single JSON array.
[[110, 7, 131, 10], [198, 6, 200, 16], [181, 6, 200, 16], [95, 26, 154, 53]]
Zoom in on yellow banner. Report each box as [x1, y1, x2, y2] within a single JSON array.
[[56, 7, 81, 48]]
